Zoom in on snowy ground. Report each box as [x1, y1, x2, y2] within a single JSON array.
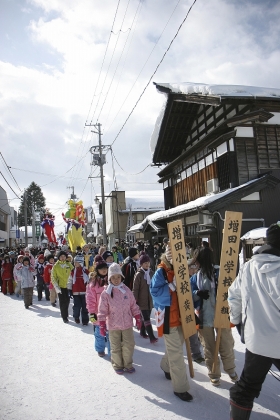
[[1, 292, 279, 420]]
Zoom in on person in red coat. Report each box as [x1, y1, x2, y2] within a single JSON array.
[[1, 256, 14, 295], [67, 254, 89, 325]]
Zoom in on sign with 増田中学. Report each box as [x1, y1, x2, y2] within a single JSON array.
[[167, 220, 197, 339], [214, 211, 242, 329]]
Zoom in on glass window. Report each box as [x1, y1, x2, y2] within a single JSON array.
[[192, 163, 198, 174], [186, 167, 192, 177], [206, 153, 213, 166], [181, 171, 186, 180], [198, 114, 204, 123], [198, 159, 205, 170], [198, 123, 206, 132], [229, 138, 235, 151], [217, 142, 228, 157], [163, 180, 168, 189], [215, 107, 224, 118]]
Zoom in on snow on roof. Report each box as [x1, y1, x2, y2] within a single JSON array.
[[150, 82, 280, 155], [155, 82, 280, 98], [240, 227, 268, 241], [128, 177, 262, 232]]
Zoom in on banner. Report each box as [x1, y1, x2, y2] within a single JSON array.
[[214, 211, 242, 329], [167, 220, 197, 338]]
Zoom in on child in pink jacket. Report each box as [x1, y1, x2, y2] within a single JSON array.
[[98, 263, 141, 375], [86, 256, 110, 357], [13, 255, 23, 297]]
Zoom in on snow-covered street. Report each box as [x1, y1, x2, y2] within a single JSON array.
[[1, 292, 279, 420]]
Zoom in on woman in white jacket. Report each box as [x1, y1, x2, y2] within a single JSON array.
[[228, 222, 280, 420]]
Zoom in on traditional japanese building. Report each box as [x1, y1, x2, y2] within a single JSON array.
[[129, 83, 280, 262]]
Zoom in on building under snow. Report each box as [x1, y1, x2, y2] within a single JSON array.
[[129, 82, 280, 262]]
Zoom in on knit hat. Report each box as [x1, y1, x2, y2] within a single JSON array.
[[37, 254, 44, 261], [102, 251, 114, 261], [95, 255, 107, 271], [266, 222, 280, 249], [128, 247, 138, 258], [108, 263, 124, 281], [57, 250, 68, 260], [74, 254, 84, 266], [139, 251, 150, 265]]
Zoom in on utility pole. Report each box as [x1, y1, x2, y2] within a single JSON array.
[[24, 190, 28, 246], [86, 121, 110, 246], [98, 123, 107, 246]]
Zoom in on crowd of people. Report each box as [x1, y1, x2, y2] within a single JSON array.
[[1, 224, 280, 419]]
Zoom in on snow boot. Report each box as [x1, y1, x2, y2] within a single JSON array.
[[230, 400, 252, 420], [174, 391, 193, 402], [144, 321, 158, 342], [140, 323, 149, 338]]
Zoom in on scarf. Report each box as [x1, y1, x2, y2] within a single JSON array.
[[106, 283, 126, 295], [72, 267, 89, 285], [140, 267, 151, 285]]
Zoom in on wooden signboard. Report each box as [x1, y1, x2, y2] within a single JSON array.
[[214, 211, 243, 329], [212, 211, 242, 372], [167, 220, 197, 378]]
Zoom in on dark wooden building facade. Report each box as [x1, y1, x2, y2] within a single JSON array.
[[140, 83, 280, 262]]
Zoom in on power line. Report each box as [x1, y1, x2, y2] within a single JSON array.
[[9, 167, 88, 180], [0, 152, 22, 193], [102, 0, 143, 132], [88, 0, 121, 125], [111, 148, 150, 175], [38, 152, 89, 188], [96, 0, 141, 123], [110, 0, 197, 148], [104, 0, 181, 134], [0, 171, 21, 199]]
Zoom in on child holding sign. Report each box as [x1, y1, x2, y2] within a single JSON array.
[[150, 251, 193, 402], [190, 247, 237, 387]]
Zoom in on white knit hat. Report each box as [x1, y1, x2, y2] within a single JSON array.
[[108, 263, 124, 281], [74, 254, 84, 265]]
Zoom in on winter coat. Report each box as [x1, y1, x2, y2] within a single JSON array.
[[20, 265, 35, 288], [150, 262, 181, 335], [67, 266, 89, 295], [43, 263, 54, 289], [190, 270, 216, 327], [13, 257, 23, 282], [228, 249, 280, 359], [1, 261, 13, 281], [35, 262, 45, 285], [98, 284, 140, 331], [86, 280, 106, 325], [132, 268, 154, 311], [121, 258, 138, 290], [51, 260, 73, 289]]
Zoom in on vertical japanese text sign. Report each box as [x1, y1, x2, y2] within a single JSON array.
[[167, 220, 197, 338], [214, 211, 242, 329]]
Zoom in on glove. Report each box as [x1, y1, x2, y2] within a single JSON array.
[[197, 290, 210, 300], [89, 313, 97, 323], [99, 321, 107, 337], [68, 289, 73, 298], [168, 282, 176, 292], [135, 314, 142, 330], [54, 285, 61, 295], [165, 244, 172, 264]]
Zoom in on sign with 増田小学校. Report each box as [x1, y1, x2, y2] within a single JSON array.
[[214, 211, 242, 329], [167, 220, 197, 339]]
